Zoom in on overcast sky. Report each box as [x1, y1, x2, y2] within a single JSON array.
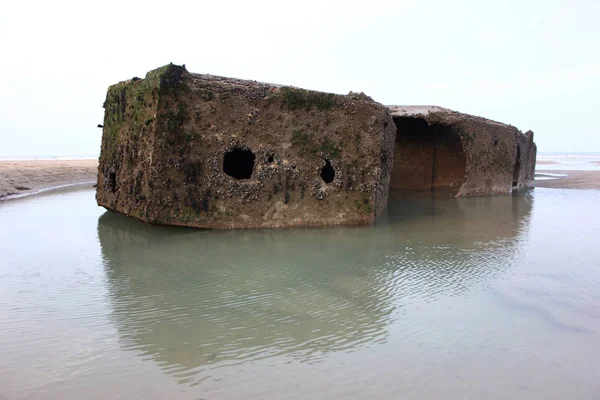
[[1, 0, 598, 156]]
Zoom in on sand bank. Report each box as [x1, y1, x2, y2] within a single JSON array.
[[535, 170, 600, 190], [536, 160, 559, 165], [0, 159, 98, 200]]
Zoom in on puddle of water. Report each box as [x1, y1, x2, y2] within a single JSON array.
[[1, 188, 599, 399]]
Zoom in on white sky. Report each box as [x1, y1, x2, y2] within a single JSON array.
[[1, 0, 598, 156]]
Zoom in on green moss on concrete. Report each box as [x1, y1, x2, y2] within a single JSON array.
[[280, 87, 336, 111], [102, 66, 184, 158], [355, 197, 373, 214], [101, 64, 190, 157], [292, 130, 341, 158], [201, 90, 214, 101], [184, 130, 201, 142], [291, 130, 313, 155], [156, 64, 191, 97], [159, 102, 189, 145], [319, 138, 340, 159]]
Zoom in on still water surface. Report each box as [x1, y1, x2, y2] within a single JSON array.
[[1, 187, 599, 399]]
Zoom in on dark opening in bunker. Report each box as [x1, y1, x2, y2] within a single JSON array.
[[390, 117, 466, 196], [223, 148, 255, 179], [321, 159, 335, 183], [513, 146, 521, 187], [108, 171, 116, 193]]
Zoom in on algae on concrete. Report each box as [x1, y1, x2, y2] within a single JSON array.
[[97, 65, 536, 229]]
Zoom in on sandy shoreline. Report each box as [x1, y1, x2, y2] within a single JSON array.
[[536, 160, 559, 165], [0, 159, 98, 200], [534, 170, 600, 190]]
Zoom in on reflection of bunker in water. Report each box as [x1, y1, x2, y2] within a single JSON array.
[[99, 214, 395, 373], [381, 189, 534, 246], [98, 192, 532, 378]]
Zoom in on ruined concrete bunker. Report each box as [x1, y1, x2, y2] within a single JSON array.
[[96, 64, 536, 229], [388, 106, 536, 197]]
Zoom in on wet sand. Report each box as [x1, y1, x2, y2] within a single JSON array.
[[0, 160, 98, 200], [535, 170, 600, 190], [536, 160, 559, 165]]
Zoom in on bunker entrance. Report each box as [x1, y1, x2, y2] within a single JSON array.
[[391, 117, 466, 196], [223, 148, 255, 179]]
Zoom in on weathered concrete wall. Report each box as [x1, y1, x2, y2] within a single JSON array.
[[97, 65, 537, 228], [515, 130, 537, 188], [388, 106, 536, 197], [97, 64, 395, 229]]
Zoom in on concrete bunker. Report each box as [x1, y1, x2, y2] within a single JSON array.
[[97, 64, 396, 229], [390, 116, 466, 196], [96, 65, 536, 229]]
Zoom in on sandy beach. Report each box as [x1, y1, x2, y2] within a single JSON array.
[[534, 170, 600, 190], [0, 159, 98, 200], [536, 160, 559, 165], [534, 153, 600, 190]]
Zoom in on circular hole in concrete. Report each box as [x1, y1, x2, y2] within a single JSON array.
[[223, 148, 255, 179], [321, 159, 335, 183]]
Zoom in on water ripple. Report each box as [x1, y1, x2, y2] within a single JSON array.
[[3, 188, 600, 398]]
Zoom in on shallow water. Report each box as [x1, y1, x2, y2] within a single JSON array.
[[1, 187, 600, 399]]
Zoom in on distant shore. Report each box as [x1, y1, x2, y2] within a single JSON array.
[[536, 160, 558, 165], [0, 159, 98, 200], [534, 170, 600, 190], [534, 153, 600, 189]]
